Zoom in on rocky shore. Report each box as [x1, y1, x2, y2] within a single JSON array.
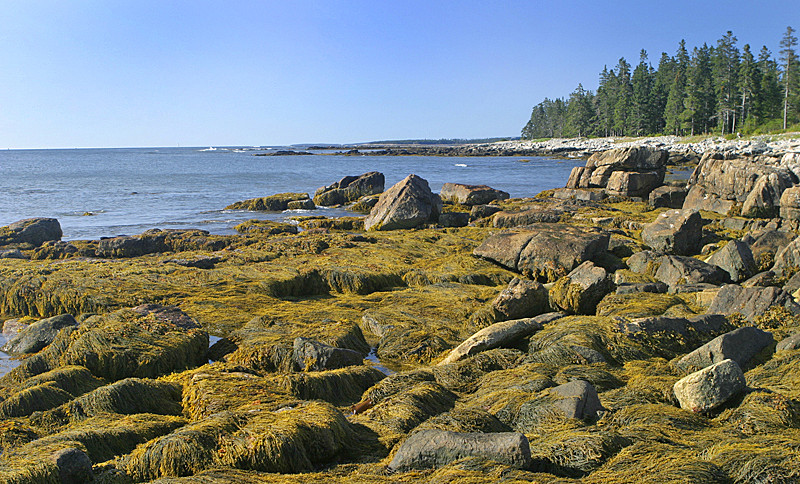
[[2, 140, 800, 482]]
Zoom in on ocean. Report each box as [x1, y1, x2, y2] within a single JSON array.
[[0, 147, 583, 240]]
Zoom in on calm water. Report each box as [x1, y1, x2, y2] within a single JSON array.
[[0, 147, 582, 240]]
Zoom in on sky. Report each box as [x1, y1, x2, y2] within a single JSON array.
[[0, 1, 796, 148]]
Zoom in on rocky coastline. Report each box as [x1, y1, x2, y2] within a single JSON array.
[[1, 139, 800, 482]]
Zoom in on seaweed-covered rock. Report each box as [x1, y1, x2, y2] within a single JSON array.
[[707, 284, 800, 321], [673, 359, 746, 412], [649, 185, 688, 209], [548, 380, 605, 420], [746, 229, 795, 271], [440, 183, 510, 206], [439, 313, 563, 365], [132, 304, 201, 330], [641, 209, 704, 255], [388, 430, 531, 472], [50, 447, 94, 484], [705, 239, 757, 282], [653, 255, 729, 286], [675, 326, 774, 372], [626, 250, 662, 275], [473, 224, 609, 282], [0, 217, 62, 247], [491, 277, 550, 321], [364, 174, 442, 230], [779, 185, 800, 221], [233, 219, 299, 235], [549, 261, 614, 315], [1, 313, 78, 355], [225, 192, 311, 211], [292, 337, 364, 372], [470, 204, 502, 221], [314, 171, 385, 206]]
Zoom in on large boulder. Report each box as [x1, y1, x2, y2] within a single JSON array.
[[473, 223, 609, 282], [388, 430, 531, 472], [742, 172, 795, 217], [771, 234, 800, 277], [313, 172, 385, 206], [605, 171, 664, 198], [649, 185, 688, 209], [707, 284, 800, 321], [568, 147, 668, 193], [491, 277, 550, 321], [440, 183, 510, 206], [1, 314, 78, 355], [364, 174, 442, 230], [705, 240, 757, 282], [0, 218, 62, 247], [675, 326, 774, 372], [641, 209, 704, 255], [779, 185, 800, 221], [549, 261, 614, 315], [653, 255, 729, 287], [673, 359, 746, 412]]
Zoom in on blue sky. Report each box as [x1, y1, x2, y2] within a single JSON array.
[[0, 1, 795, 148]]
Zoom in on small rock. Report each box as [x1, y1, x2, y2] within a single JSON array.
[[491, 277, 550, 321], [673, 359, 746, 412], [615, 282, 668, 295], [0, 217, 62, 247], [0, 248, 27, 259], [292, 337, 363, 371], [2, 314, 78, 355], [548, 380, 605, 420], [705, 240, 757, 282], [641, 209, 704, 255], [675, 326, 774, 371]]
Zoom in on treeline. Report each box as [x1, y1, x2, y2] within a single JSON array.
[[522, 27, 799, 139], [365, 137, 519, 145]]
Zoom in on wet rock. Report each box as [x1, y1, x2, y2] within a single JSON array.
[[641, 209, 704, 255], [0, 217, 62, 247], [438, 212, 470, 227], [469, 204, 502, 221], [0, 248, 27, 259], [649, 185, 688, 209], [313, 171, 384, 206], [440, 183, 509, 206], [549, 261, 614, 315], [705, 240, 757, 282], [473, 223, 609, 282], [226, 192, 311, 211], [653, 255, 729, 286], [364, 174, 442, 230], [50, 447, 94, 484], [673, 359, 746, 412], [292, 337, 364, 371], [132, 304, 201, 330], [491, 277, 550, 321], [675, 326, 774, 371], [707, 284, 800, 321], [2, 314, 78, 355], [287, 199, 316, 210], [388, 430, 531, 472], [439, 312, 563, 365]]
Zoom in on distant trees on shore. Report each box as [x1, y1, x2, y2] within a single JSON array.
[[522, 27, 799, 139]]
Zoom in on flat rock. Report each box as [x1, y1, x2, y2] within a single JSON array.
[[440, 183, 509, 206], [707, 284, 800, 321], [1, 314, 78, 355], [673, 359, 746, 412], [473, 223, 609, 282], [492, 208, 563, 228], [132, 304, 201, 330], [641, 209, 704, 255], [615, 313, 727, 339], [654, 255, 729, 286], [675, 326, 774, 371], [364, 174, 442, 230], [705, 239, 757, 282], [388, 429, 531, 472]]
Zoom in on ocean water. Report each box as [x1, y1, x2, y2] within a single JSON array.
[[0, 147, 583, 240]]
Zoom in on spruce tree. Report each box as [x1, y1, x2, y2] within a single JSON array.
[[713, 31, 741, 134], [757, 46, 783, 122], [780, 26, 799, 129], [737, 44, 760, 128], [652, 53, 675, 133], [665, 40, 690, 135], [565, 84, 595, 137], [631, 50, 654, 135], [613, 58, 633, 135], [683, 44, 716, 134]]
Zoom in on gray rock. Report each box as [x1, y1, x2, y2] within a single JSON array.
[[675, 326, 774, 371], [771, 235, 800, 277], [491, 277, 550, 321], [668, 282, 722, 294], [707, 284, 800, 321], [364, 174, 442, 230], [2, 314, 78, 355], [742, 172, 794, 217], [548, 380, 604, 420], [784, 271, 800, 294], [292, 337, 364, 371], [615, 313, 727, 339], [50, 447, 94, 484], [552, 188, 607, 201], [469, 204, 502, 221], [549, 261, 614, 315], [287, 199, 316, 210], [742, 271, 777, 288], [438, 212, 470, 227], [440, 183, 509, 206], [0, 248, 27, 259], [388, 430, 531, 472], [779, 186, 800, 221], [777, 332, 800, 351], [745, 229, 795, 270], [654, 255, 729, 286], [313, 171, 384, 206], [439, 312, 563, 365], [705, 240, 757, 282], [641, 209, 704, 255], [473, 224, 609, 282], [673, 359, 746, 412], [492, 208, 563, 227], [626, 250, 662, 274], [572, 147, 668, 190], [649, 185, 688, 209], [0, 217, 62, 247], [615, 281, 668, 295], [606, 171, 663, 197]]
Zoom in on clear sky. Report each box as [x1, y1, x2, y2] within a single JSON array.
[[0, 1, 795, 148]]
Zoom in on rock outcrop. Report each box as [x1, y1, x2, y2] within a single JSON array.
[[0, 218, 62, 248], [440, 183, 509, 206], [313, 172, 385, 206], [707, 284, 800, 321], [566, 146, 668, 197], [364, 174, 442, 230]]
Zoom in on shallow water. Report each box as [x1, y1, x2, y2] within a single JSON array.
[[0, 147, 583, 240], [0, 334, 21, 376]]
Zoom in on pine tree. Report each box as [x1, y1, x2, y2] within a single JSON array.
[[594, 67, 617, 136], [757, 46, 783, 122], [665, 40, 690, 135], [565, 84, 595, 137], [780, 26, 799, 129], [631, 50, 654, 135], [652, 53, 675, 133], [713, 31, 741, 134], [613, 58, 633, 135], [737, 44, 760, 129], [683, 44, 716, 134]]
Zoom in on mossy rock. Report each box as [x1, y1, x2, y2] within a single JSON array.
[[595, 292, 696, 319], [233, 220, 298, 235], [225, 193, 310, 211], [295, 217, 365, 231]]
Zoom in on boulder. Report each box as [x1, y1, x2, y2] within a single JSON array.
[[292, 337, 364, 371], [605, 171, 663, 197], [641, 209, 704, 255], [615, 313, 727, 339], [364, 174, 442, 230], [492, 208, 563, 227], [50, 447, 94, 484], [705, 240, 757, 282], [0, 218, 62, 247], [473, 224, 609, 282], [779, 186, 800, 221], [552, 188, 607, 201], [0, 248, 27, 259], [287, 199, 316, 210], [673, 359, 746, 412], [707, 284, 800, 321], [626, 250, 662, 274], [653, 255, 729, 286], [131, 304, 201, 330], [572, 147, 668, 190], [387, 430, 531, 472], [438, 212, 470, 228], [313, 171, 384, 206], [549, 261, 614, 315], [469, 204, 502, 221], [649, 185, 688, 209], [777, 333, 800, 351], [771, 234, 800, 276], [1, 314, 78, 355], [439, 183, 510, 206], [491, 277, 550, 321], [548, 380, 605, 420], [440, 312, 564, 365], [675, 326, 774, 371], [742, 172, 794, 217], [225, 192, 312, 211], [745, 229, 795, 270]]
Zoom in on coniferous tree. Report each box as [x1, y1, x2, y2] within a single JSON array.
[[665, 40, 690, 135], [565, 84, 595, 137], [594, 67, 617, 136], [683, 44, 716, 134], [757, 46, 783, 122], [713, 31, 741, 134], [613, 58, 633, 135], [780, 26, 799, 128], [737, 44, 760, 128], [631, 50, 655, 135], [652, 53, 675, 133]]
